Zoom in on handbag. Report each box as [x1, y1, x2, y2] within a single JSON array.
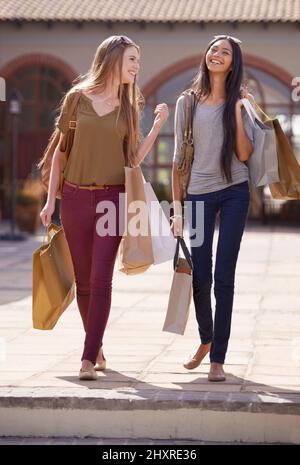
[[32, 223, 75, 330], [241, 98, 279, 187], [37, 91, 82, 199], [177, 91, 197, 201], [162, 237, 193, 335], [247, 98, 300, 199]]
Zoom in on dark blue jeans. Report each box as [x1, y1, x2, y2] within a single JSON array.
[[186, 181, 250, 364]]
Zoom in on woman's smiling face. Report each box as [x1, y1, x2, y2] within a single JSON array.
[[205, 39, 233, 74], [121, 45, 140, 84]]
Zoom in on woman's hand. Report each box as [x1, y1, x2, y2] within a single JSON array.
[[133, 103, 169, 166], [40, 201, 55, 227], [236, 86, 252, 111], [153, 103, 169, 130], [171, 215, 183, 238]]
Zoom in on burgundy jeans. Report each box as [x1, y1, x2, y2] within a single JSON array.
[[60, 181, 125, 364]]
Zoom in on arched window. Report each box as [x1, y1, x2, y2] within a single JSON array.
[[0, 59, 73, 182], [0, 55, 76, 218]]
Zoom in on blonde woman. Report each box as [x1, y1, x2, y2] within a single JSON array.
[[40, 35, 168, 380]]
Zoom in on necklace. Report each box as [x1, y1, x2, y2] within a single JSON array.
[[93, 93, 118, 107], [104, 99, 114, 107]]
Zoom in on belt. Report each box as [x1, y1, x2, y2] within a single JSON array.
[[64, 180, 106, 190]]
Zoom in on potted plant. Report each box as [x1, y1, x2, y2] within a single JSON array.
[[15, 189, 42, 233]]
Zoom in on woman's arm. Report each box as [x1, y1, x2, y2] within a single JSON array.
[[40, 132, 66, 226], [171, 96, 186, 237], [171, 162, 183, 237], [235, 88, 254, 162], [133, 103, 169, 166], [235, 103, 253, 162], [172, 162, 183, 216]]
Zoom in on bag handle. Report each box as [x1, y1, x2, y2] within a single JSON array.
[[240, 98, 261, 126], [173, 237, 193, 271], [251, 98, 272, 122], [241, 96, 272, 128]]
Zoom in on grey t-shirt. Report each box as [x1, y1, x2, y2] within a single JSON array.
[[173, 95, 254, 195]]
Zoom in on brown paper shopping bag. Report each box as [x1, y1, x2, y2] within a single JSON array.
[[119, 166, 154, 275], [269, 119, 300, 200], [32, 223, 75, 330]]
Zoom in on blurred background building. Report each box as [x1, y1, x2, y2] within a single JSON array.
[[0, 0, 300, 224]]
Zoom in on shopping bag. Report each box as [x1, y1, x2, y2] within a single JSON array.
[[143, 181, 176, 265], [246, 98, 300, 199], [162, 238, 193, 335], [119, 166, 154, 275], [269, 120, 300, 200], [32, 223, 75, 330], [241, 98, 279, 187]]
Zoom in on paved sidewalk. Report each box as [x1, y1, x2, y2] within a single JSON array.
[[0, 222, 300, 442]]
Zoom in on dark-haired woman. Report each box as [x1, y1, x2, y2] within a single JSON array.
[[172, 35, 254, 382]]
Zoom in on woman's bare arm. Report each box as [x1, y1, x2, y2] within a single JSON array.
[[47, 133, 66, 203], [40, 132, 66, 226]]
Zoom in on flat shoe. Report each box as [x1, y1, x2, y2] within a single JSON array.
[[183, 343, 211, 370], [79, 368, 98, 381], [94, 359, 107, 371], [208, 372, 226, 382]]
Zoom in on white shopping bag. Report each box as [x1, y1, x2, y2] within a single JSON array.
[[143, 181, 176, 265]]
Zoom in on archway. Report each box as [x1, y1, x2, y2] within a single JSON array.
[[0, 54, 77, 217]]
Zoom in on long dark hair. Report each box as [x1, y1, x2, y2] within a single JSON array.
[[192, 35, 244, 182]]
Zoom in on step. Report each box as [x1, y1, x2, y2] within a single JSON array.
[[0, 388, 299, 444]]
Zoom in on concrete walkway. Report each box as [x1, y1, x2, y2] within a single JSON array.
[[0, 222, 299, 443]]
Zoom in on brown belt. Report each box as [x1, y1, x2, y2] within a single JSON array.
[[64, 180, 106, 190]]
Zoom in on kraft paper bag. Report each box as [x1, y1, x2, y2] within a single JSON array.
[[119, 166, 154, 275], [32, 223, 75, 330]]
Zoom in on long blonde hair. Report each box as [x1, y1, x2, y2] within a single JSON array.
[[62, 35, 143, 167]]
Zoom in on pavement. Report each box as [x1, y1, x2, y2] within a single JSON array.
[[0, 220, 300, 443]]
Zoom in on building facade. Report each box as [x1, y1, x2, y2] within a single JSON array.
[[1, 0, 300, 219]]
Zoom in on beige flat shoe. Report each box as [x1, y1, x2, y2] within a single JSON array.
[[183, 343, 211, 370], [208, 372, 226, 382], [208, 363, 226, 382], [79, 368, 98, 381], [94, 349, 107, 371], [94, 359, 106, 371]]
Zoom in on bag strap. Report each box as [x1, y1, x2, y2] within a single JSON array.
[[242, 95, 272, 125], [240, 98, 257, 126], [173, 237, 193, 271], [183, 91, 196, 144], [251, 98, 271, 122], [65, 90, 82, 130]]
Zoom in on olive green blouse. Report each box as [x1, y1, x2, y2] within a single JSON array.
[[56, 91, 127, 185]]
